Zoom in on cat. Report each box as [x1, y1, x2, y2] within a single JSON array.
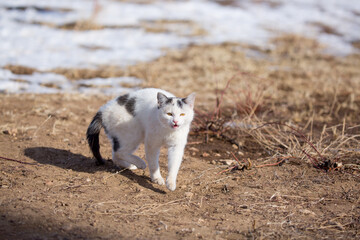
[[86, 88, 196, 191]]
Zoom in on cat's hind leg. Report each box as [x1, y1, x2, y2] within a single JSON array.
[[114, 152, 146, 169], [112, 151, 137, 170], [111, 136, 146, 170]]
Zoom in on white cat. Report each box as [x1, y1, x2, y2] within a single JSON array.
[[86, 88, 196, 191]]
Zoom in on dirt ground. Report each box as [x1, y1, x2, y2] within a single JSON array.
[[1, 38, 360, 239]]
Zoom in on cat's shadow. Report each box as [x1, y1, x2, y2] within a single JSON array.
[[24, 147, 166, 194]]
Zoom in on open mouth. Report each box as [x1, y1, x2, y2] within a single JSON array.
[[172, 124, 179, 128]]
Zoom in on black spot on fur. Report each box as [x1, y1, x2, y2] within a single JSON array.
[[125, 97, 136, 116], [112, 137, 120, 152], [177, 99, 183, 108], [117, 94, 129, 106], [86, 112, 104, 165], [117, 94, 136, 116], [157, 92, 176, 109], [166, 98, 173, 105]]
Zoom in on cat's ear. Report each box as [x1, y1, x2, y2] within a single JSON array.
[[184, 92, 196, 109], [157, 92, 169, 108]]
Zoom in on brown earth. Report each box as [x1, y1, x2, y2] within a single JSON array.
[[1, 36, 360, 239]]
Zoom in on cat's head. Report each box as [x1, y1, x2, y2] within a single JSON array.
[[157, 92, 196, 130]]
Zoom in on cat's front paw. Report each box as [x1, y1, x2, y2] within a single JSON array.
[[166, 178, 176, 191], [152, 177, 165, 186]]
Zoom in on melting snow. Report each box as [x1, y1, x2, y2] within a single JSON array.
[[0, 0, 359, 94]]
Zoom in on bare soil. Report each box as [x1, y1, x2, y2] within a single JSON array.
[[1, 38, 360, 239]]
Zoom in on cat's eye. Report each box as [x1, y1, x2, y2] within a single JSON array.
[[167, 112, 173, 116], [180, 113, 185, 116]]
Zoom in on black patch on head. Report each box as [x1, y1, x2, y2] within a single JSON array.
[[158, 92, 185, 109], [117, 94, 129, 106], [157, 92, 172, 109], [177, 99, 184, 108], [112, 137, 120, 152], [125, 97, 136, 116], [166, 98, 173, 105], [181, 97, 187, 104]]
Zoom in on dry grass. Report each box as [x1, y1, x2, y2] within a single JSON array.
[[152, 35, 360, 176], [189, 69, 360, 175]]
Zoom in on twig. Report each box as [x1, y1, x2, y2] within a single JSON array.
[[100, 198, 187, 216], [255, 158, 286, 168], [216, 165, 238, 175], [231, 152, 242, 165], [187, 141, 203, 145], [213, 76, 233, 119], [212, 176, 232, 183], [33, 115, 52, 138], [344, 170, 360, 179], [92, 200, 124, 206], [216, 152, 251, 175], [0, 156, 38, 166], [193, 166, 222, 180]]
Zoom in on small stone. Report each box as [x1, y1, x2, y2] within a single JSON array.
[[189, 147, 199, 152], [237, 151, 244, 156], [220, 159, 235, 165], [300, 209, 316, 216], [46, 181, 53, 186], [210, 160, 217, 165], [185, 192, 194, 198], [201, 152, 210, 157], [2, 130, 9, 135], [86, 178, 91, 182], [11, 128, 18, 136], [181, 228, 195, 233], [63, 224, 73, 231], [334, 162, 343, 168], [214, 153, 221, 157], [232, 144, 238, 149]]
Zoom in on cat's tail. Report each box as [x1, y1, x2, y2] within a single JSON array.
[[86, 112, 105, 165]]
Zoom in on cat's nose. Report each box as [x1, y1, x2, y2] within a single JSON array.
[[173, 120, 178, 124]]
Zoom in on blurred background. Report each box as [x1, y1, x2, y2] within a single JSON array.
[[1, 0, 359, 94]]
